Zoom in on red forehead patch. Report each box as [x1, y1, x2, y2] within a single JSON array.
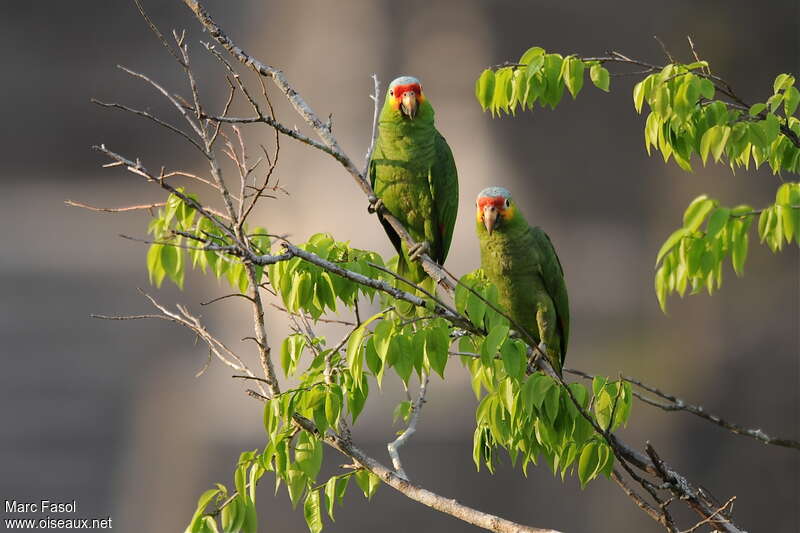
[[391, 83, 421, 98], [477, 196, 505, 208]]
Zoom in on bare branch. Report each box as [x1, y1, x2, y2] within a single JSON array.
[[117, 65, 205, 139], [290, 415, 563, 533], [92, 98, 205, 153], [65, 199, 165, 213], [566, 368, 800, 451], [93, 291, 264, 395], [363, 73, 380, 173], [387, 373, 429, 481]]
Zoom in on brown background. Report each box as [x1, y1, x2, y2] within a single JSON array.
[[0, 1, 797, 532]]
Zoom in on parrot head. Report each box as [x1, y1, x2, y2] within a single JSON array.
[[387, 76, 427, 120], [476, 186, 518, 235]]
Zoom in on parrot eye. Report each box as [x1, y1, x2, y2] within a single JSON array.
[[505, 199, 510, 208], [389, 90, 394, 96]]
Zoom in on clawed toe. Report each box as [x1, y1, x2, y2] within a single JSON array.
[[367, 198, 384, 214], [408, 241, 430, 262]]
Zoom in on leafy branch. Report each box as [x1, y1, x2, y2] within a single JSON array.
[[477, 42, 799, 311]]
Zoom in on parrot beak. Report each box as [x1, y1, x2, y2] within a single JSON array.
[[483, 205, 498, 235], [400, 91, 418, 119]]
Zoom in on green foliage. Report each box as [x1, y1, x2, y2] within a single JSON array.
[[479, 47, 799, 310], [183, 452, 263, 533], [475, 47, 609, 117], [655, 184, 800, 311], [145, 189, 269, 293], [478, 48, 799, 175], [268, 233, 391, 319], [461, 334, 629, 485], [453, 271, 631, 485]]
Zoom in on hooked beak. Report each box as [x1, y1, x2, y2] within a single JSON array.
[[483, 205, 498, 235], [400, 91, 418, 119]]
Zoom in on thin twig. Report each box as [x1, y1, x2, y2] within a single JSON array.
[[387, 373, 429, 481], [65, 200, 165, 213], [566, 368, 800, 450]]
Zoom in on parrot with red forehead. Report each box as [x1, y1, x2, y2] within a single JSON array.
[[475, 187, 570, 375], [369, 76, 458, 284]]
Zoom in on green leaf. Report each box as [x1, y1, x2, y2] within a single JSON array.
[[390, 334, 414, 386], [241, 500, 257, 533], [393, 400, 412, 424], [346, 325, 367, 382], [633, 80, 646, 113], [656, 228, 689, 265], [424, 326, 450, 378], [519, 46, 546, 65], [653, 84, 670, 117], [475, 69, 495, 111], [481, 324, 510, 361], [466, 289, 487, 328], [303, 490, 323, 533], [147, 243, 166, 287], [577, 441, 600, 488], [161, 243, 180, 281], [220, 497, 243, 533], [705, 207, 730, 239], [589, 64, 610, 92], [563, 57, 585, 98], [354, 470, 380, 500], [543, 384, 560, 422], [186, 488, 221, 533], [295, 432, 323, 481], [325, 385, 343, 430], [526, 54, 546, 80], [749, 102, 766, 117], [774, 73, 795, 93], [323, 477, 338, 521], [698, 78, 714, 99], [286, 466, 307, 508], [492, 68, 513, 114], [500, 340, 525, 381], [784, 86, 800, 116], [347, 378, 369, 423], [700, 125, 724, 164], [364, 336, 382, 378]]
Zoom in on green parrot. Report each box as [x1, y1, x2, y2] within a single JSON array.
[[475, 186, 570, 375], [369, 76, 458, 285]]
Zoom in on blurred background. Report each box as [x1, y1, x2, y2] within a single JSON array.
[[1, 1, 797, 532]]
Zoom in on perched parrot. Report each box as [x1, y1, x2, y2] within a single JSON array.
[[369, 76, 458, 284], [475, 187, 570, 375]]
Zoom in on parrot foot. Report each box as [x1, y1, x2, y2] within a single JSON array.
[[537, 342, 548, 358], [367, 197, 384, 214], [408, 241, 430, 262]]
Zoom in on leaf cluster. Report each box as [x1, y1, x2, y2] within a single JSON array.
[[146, 189, 269, 292], [475, 47, 609, 117], [655, 183, 800, 311]]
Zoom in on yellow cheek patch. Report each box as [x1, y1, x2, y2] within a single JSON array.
[[476, 207, 483, 223], [390, 98, 400, 110], [418, 92, 426, 104], [501, 205, 515, 220]]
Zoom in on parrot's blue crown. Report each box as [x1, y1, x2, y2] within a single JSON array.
[[477, 186, 512, 200], [389, 76, 421, 90]]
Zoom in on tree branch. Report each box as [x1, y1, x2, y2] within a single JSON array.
[[290, 416, 563, 533], [566, 368, 800, 451], [387, 373, 429, 481]]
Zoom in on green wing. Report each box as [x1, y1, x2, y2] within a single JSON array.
[[531, 226, 570, 357], [428, 130, 459, 264]]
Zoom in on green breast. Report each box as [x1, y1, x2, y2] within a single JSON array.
[[479, 225, 544, 340], [372, 117, 437, 245]]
